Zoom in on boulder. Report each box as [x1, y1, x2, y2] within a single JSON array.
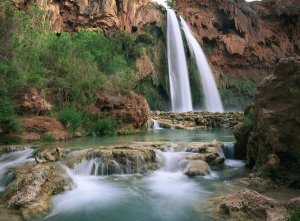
[[183, 160, 210, 176], [234, 57, 300, 179], [4, 162, 71, 220], [216, 189, 290, 221]]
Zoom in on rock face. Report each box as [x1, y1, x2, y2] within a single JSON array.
[[17, 88, 52, 116], [176, 0, 300, 82], [20, 116, 71, 142], [216, 189, 290, 221], [4, 162, 71, 220], [13, 0, 164, 34], [151, 111, 243, 130], [234, 57, 300, 178], [93, 91, 151, 134]]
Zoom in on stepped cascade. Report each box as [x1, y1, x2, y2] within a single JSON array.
[[167, 9, 193, 112], [180, 17, 224, 112]]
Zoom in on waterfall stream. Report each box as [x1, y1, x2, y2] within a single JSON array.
[[0, 149, 33, 191], [167, 9, 193, 112], [180, 17, 224, 112]]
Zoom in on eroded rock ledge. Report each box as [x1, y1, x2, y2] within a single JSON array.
[[151, 111, 243, 130]]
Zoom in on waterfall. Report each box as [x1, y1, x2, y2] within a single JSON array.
[[0, 149, 33, 191], [152, 120, 162, 129], [167, 9, 193, 113], [180, 17, 224, 112], [223, 143, 236, 159]]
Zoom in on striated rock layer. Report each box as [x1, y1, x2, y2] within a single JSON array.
[[234, 57, 300, 180]]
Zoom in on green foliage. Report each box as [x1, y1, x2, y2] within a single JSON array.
[[93, 116, 116, 137], [40, 134, 56, 142], [134, 76, 169, 110], [290, 87, 300, 95], [59, 107, 82, 134], [243, 106, 256, 132], [0, 97, 21, 134], [166, 0, 176, 8], [0, 137, 23, 145], [219, 75, 257, 110], [291, 210, 300, 221]]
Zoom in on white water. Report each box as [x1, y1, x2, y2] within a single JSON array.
[[152, 120, 162, 130], [180, 17, 224, 112], [167, 9, 193, 112], [0, 149, 34, 191]]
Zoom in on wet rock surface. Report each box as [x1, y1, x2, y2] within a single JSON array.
[[3, 162, 72, 220], [151, 111, 243, 130]]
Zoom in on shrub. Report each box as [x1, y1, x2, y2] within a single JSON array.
[[59, 106, 82, 133], [291, 210, 300, 221], [93, 116, 116, 137], [40, 134, 56, 142], [0, 97, 22, 134]]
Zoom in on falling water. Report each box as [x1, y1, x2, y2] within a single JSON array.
[[152, 120, 162, 130], [167, 9, 193, 112], [180, 17, 224, 112], [0, 149, 34, 191]]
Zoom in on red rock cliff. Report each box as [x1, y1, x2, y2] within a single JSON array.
[[176, 0, 300, 83]]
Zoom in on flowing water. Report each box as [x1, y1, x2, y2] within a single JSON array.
[[40, 129, 250, 221], [0, 148, 34, 192], [180, 17, 224, 112], [152, 119, 162, 130], [167, 9, 193, 112]]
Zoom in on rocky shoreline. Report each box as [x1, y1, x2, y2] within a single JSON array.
[[0, 141, 299, 221], [150, 111, 243, 130]]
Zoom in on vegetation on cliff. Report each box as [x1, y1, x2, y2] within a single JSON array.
[[0, 1, 156, 140]]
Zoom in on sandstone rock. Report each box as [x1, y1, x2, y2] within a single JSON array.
[[20, 116, 71, 142], [176, 0, 300, 87], [216, 189, 290, 221], [17, 88, 52, 115], [93, 91, 151, 133], [13, 0, 165, 34], [234, 57, 300, 178], [183, 160, 210, 176]]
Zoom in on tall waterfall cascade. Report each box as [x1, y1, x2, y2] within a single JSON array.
[[167, 9, 193, 113], [180, 17, 224, 112], [165, 5, 224, 112]]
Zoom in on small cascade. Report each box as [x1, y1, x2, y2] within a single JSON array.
[[167, 9, 193, 112], [223, 143, 236, 159], [222, 143, 245, 168], [180, 17, 224, 112], [152, 120, 162, 130], [72, 155, 149, 176], [156, 150, 187, 172], [0, 149, 33, 191]]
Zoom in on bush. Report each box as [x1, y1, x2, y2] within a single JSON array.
[[40, 134, 56, 142], [0, 97, 22, 134], [93, 116, 116, 137], [291, 210, 300, 221], [59, 106, 82, 133]]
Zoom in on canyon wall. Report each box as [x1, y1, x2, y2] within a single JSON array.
[[176, 0, 300, 109], [234, 57, 300, 184]]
